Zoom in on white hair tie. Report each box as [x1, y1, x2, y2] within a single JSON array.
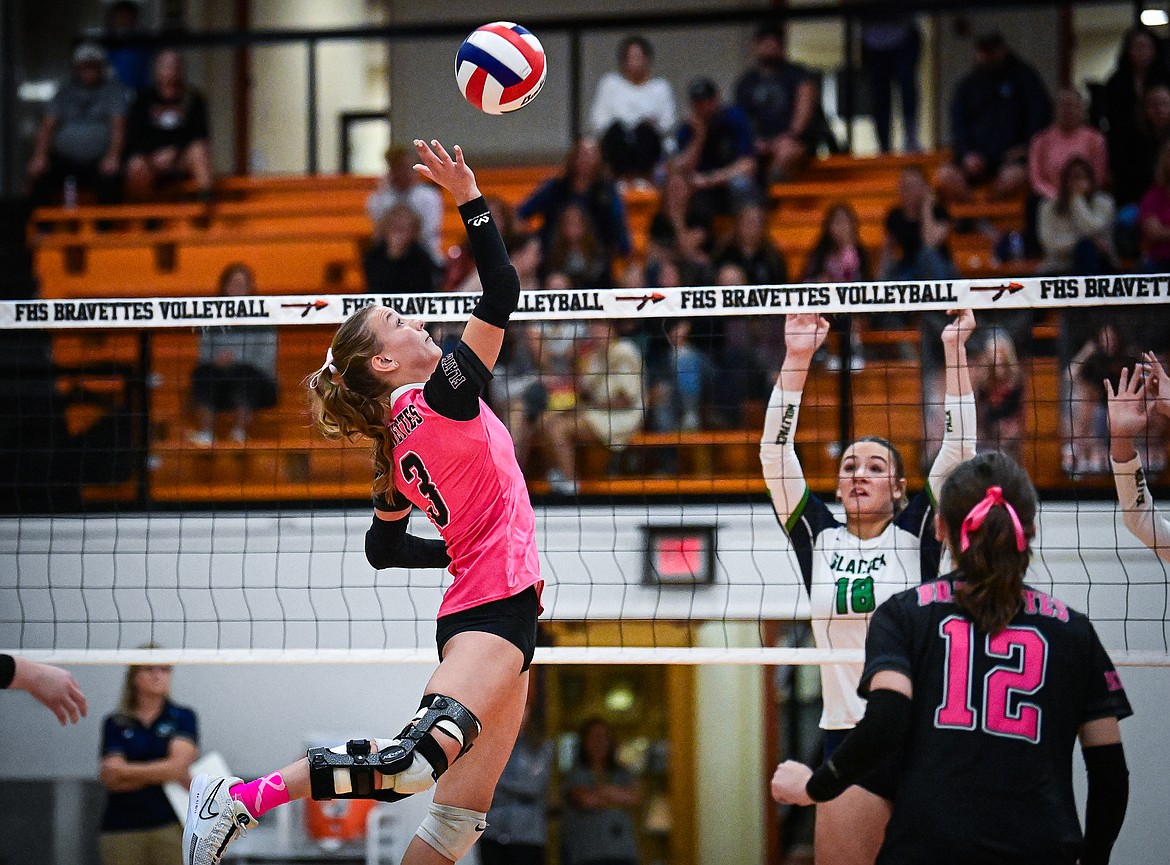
[[309, 347, 340, 388]]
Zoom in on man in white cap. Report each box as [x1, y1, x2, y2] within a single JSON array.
[[27, 42, 128, 206]]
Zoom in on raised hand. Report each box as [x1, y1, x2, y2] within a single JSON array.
[[941, 308, 976, 350], [1105, 366, 1148, 442], [784, 313, 831, 360], [1141, 351, 1170, 420], [412, 139, 480, 205]]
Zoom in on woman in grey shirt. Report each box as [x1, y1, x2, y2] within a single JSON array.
[[188, 264, 277, 446], [560, 718, 641, 865], [481, 700, 554, 865]]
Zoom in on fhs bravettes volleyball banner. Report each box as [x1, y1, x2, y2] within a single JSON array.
[[1, 273, 1167, 330]]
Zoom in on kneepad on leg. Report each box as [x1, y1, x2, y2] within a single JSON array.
[[306, 693, 481, 802], [417, 802, 489, 862]]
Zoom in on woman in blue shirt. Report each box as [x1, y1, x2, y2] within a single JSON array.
[[99, 660, 199, 865]]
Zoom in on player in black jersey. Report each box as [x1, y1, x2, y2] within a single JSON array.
[[771, 452, 1132, 865]]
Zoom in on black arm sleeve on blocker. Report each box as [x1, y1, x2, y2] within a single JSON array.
[[1080, 743, 1129, 865], [365, 515, 451, 570], [0, 653, 14, 689], [458, 196, 520, 329], [805, 689, 913, 803]]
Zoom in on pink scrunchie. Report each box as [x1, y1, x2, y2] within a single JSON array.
[[959, 485, 1027, 553]]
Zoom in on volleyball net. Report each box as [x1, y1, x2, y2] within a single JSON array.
[[2, 274, 1169, 666]]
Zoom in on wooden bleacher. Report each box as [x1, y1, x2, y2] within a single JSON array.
[[29, 152, 1109, 505]]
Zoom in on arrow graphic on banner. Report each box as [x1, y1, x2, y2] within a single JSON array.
[[281, 299, 329, 317], [970, 282, 1025, 302], [615, 292, 666, 311]]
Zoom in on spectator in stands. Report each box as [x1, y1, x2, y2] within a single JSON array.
[[646, 168, 714, 285], [519, 138, 631, 260], [480, 690, 554, 865], [804, 202, 870, 283], [188, 265, 278, 447], [589, 35, 677, 185], [1141, 141, 1170, 269], [735, 24, 820, 182], [1037, 157, 1116, 276], [1102, 25, 1168, 207], [1136, 142, 1170, 354], [860, 12, 922, 153], [804, 203, 869, 370], [1120, 83, 1170, 209], [544, 203, 613, 289], [674, 77, 758, 220], [441, 195, 517, 291], [99, 654, 198, 865], [367, 145, 444, 266], [1066, 321, 1141, 476], [27, 43, 127, 207], [104, 0, 153, 93], [718, 261, 785, 383], [561, 719, 641, 865], [124, 50, 213, 202], [481, 234, 545, 454], [1029, 88, 1108, 201], [542, 319, 644, 495], [968, 326, 1024, 463], [362, 203, 443, 295], [936, 31, 1052, 203], [879, 166, 956, 281], [648, 317, 717, 435], [716, 202, 789, 285]]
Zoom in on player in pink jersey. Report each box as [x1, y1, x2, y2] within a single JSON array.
[[184, 139, 541, 865]]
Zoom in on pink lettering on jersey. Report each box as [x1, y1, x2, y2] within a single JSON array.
[[1022, 589, 1069, 622], [917, 580, 956, 607], [1104, 670, 1125, 692]]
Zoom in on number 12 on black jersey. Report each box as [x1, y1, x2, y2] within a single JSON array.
[[935, 616, 1049, 744]]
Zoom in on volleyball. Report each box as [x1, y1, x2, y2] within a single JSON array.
[[455, 21, 547, 115]]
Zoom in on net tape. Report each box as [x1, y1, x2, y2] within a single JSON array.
[[1, 273, 1164, 329]]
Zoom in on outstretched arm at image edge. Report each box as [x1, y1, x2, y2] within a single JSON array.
[[1111, 455, 1170, 564]]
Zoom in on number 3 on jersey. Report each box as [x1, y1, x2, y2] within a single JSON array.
[[400, 452, 450, 528]]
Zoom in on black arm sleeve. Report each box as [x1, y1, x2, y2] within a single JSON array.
[[458, 196, 520, 329], [365, 515, 451, 570], [0, 653, 14, 689], [1081, 743, 1129, 865], [805, 689, 913, 802], [422, 341, 493, 421]]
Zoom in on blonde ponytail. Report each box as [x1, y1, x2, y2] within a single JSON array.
[[307, 306, 397, 495]]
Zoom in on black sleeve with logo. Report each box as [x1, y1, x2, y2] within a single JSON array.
[[423, 341, 493, 421]]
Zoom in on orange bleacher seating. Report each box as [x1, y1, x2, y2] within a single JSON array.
[[26, 154, 1064, 504]]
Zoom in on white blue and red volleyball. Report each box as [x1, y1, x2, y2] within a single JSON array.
[[455, 21, 547, 115]]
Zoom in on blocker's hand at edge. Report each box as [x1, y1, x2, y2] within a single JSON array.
[[771, 760, 815, 807]]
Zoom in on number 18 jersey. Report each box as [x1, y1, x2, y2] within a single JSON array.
[[389, 343, 543, 618], [789, 492, 940, 729]]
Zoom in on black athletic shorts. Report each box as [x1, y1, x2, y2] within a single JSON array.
[[822, 728, 902, 801], [435, 587, 539, 672]]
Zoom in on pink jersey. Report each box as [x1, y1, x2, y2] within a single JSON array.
[[389, 378, 543, 618]]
